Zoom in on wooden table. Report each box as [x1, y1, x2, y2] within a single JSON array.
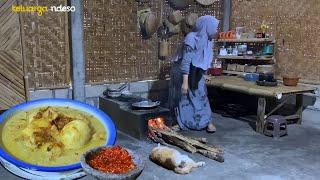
[[205, 76, 317, 133]]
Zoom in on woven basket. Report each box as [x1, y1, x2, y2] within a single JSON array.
[[227, 64, 237, 71], [283, 76, 299, 86], [236, 65, 246, 72], [244, 65, 257, 73]]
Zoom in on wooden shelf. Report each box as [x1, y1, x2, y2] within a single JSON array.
[[217, 38, 275, 43], [222, 70, 245, 75], [217, 55, 274, 61]]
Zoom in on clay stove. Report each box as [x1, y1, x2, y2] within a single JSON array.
[[99, 96, 170, 139]]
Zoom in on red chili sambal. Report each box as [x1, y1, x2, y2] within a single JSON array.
[[87, 146, 136, 174]]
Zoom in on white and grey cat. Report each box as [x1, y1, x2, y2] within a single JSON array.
[[150, 144, 205, 174]]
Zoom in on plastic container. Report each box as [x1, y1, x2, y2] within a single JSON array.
[[209, 68, 222, 76], [209, 59, 222, 76], [244, 73, 259, 82]]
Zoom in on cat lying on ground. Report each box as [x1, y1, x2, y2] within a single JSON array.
[[150, 144, 205, 174]]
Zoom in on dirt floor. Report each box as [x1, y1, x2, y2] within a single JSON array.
[[1, 109, 320, 180]]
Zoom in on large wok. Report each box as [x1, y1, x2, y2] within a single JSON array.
[[131, 100, 161, 110]]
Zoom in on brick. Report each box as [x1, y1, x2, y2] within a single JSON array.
[[54, 88, 71, 99], [129, 81, 148, 93], [29, 90, 53, 100], [85, 84, 108, 98]]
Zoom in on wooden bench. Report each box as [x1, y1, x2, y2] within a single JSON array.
[[205, 75, 317, 133]]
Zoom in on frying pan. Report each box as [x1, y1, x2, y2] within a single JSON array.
[[131, 101, 160, 110]]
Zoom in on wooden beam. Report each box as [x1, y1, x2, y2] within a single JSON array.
[[222, 0, 231, 32], [71, 0, 85, 102], [284, 114, 300, 120], [296, 94, 303, 124], [256, 97, 266, 133], [149, 127, 224, 163], [264, 97, 290, 119]]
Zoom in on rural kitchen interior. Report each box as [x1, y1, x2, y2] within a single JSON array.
[[0, 0, 319, 179]]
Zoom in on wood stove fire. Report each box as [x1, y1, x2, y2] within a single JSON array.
[[99, 95, 170, 139]]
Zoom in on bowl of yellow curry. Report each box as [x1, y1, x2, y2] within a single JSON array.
[[0, 98, 116, 172]]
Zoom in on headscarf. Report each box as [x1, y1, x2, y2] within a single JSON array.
[[184, 15, 219, 70]]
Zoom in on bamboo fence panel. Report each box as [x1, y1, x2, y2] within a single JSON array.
[[84, 0, 223, 84], [18, 0, 70, 89], [231, 0, 320, 84], [0, 0, 25, 110]]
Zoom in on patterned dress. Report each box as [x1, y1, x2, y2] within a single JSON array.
[[168, 45, 213, 130]]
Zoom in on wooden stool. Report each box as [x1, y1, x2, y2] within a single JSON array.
[[264, 115, 287, 139]]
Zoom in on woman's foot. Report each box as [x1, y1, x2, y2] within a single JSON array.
[[206, 122, 216, 133]]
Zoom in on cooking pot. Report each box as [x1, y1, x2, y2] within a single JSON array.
[[257, 65, 275, 74], [103, 83, 128, 98], [256, 80, 278, 87], [259, 73, 275, 82]]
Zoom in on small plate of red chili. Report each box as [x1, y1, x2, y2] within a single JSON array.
[[80, 145, 144, 179]]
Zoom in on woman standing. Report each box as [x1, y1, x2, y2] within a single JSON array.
[[169, 15, 219, 132]]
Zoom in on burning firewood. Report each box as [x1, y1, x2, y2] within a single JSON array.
[[148, 118, 224, 163]]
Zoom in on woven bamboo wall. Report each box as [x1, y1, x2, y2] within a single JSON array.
[[19, 0, 70, 89], [84, 0, 223, 84], [231, 0, 320, 84], [0, 0, 25, 110]]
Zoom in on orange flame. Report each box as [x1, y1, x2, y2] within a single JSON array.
[[148, 117, 166, 130]]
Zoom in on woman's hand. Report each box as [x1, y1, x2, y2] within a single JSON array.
[[181, 82, 189, 94], [182, 75, 189, 94]]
